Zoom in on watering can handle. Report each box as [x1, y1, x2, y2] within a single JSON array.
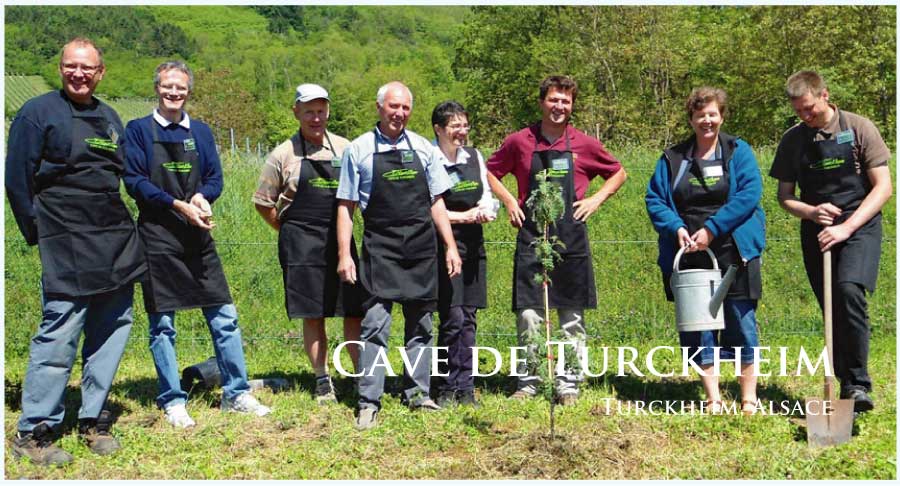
[[672, 246, 719, 273]]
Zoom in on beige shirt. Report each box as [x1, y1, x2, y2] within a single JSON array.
[[253, 130, 350, 219]]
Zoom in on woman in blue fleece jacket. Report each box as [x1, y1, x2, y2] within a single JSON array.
[[645, 87, 766, 415]]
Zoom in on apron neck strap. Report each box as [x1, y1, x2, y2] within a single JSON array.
[[836, 109, 848, 133], [299, 131, 336, 158]]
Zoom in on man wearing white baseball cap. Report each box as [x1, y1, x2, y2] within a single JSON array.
[[254, 83, 363, 404], [295, 83, 330, 103]]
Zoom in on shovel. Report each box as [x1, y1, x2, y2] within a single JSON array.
[[805, 250, 855, 447]]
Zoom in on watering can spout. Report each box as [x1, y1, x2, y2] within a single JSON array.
[[708, 264, 738, 316]]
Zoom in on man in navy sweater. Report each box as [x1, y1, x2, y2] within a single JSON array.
[[6, 37, 146, 466], [123, 61, 270, 428]]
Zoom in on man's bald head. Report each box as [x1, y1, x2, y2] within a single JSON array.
[[58, 37, 106, 105], [375, 81, 413, 140], [376, 82, 414, 109], [59, 37, 104, 69]]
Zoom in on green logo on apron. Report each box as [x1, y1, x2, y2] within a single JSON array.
[[690, 176, 722, 186], [452, 180, 480, 193], [84, 137, 118, 153], [162, 161, 193, 173], [547, 168, 568, 178], [183, 138, 196, 151], [383, 168, 418, 181], [810, 158, 844, 171], [309, 177, 340, 189], [401, 150, 415, 164]]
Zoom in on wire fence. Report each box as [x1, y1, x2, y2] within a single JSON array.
[[3, 151, 896, 353]]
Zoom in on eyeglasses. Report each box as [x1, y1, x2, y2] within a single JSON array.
[[447, 124, 470, 131], [62, 63, 101, 76], [158, 83, 190, 94]]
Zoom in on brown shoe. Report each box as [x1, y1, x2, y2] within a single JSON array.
[[79, 410, 120, 456], [556, 393, 578, 406], [510, 389, 536, 400], [12, 423, 73, 466]]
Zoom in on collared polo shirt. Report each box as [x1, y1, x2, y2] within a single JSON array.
[[487, 123, 623, 207], [336, 124, 452, 211]]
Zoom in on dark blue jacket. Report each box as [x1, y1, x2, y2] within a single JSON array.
[[123, 113, 223, 210], [645, 132, 766, 276], [5, 90, 124, 245]]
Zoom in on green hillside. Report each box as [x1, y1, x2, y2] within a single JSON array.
[[5, 5, 894, 148], [4, 74, 51, 116]]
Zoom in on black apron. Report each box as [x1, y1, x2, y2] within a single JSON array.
[[278, 134, 364, 319], [797, 111, 881, 292], [669, 145, 761, 301], [360, 131, 438, 310], [34, 100, 145, 297], [137, 120, 232, 312], [438, 147, 487, 311], [512, 132, 596, 311]]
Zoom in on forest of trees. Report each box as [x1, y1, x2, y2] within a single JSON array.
[[5, 5, 896, 149]]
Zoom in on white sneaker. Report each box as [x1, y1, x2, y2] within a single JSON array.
[[164, 403, 196, 428], [221, 392, 271, 417]]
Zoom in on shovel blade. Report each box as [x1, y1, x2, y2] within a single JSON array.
[[805, 397, 855, 447]]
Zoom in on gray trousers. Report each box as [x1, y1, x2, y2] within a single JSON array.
[[18, 284, 134, 432], [515, 308, 587, 396], [358, 300, 433, 410]]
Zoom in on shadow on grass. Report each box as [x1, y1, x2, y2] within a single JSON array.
[[469, 372, 519, 397], [5, 378, 132, 435], [110, 369, 428, 412], [587, 373, 805, 406]]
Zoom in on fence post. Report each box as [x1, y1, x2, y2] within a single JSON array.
[[230, 128, 235, 154]]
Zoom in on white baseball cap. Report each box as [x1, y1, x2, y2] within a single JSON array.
[[295, 83, 330, 103]]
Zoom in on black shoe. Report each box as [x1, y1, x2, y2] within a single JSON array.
[[456, 390, 480, 408], [315, 375, 337, 405], [435, 390, 456, 408], [12, 423, 73, 466], [79, 410, 121, 456], [841, 389, 875, 413]]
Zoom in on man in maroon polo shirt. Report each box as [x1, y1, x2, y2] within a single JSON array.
[[487, 75, 627, 404]]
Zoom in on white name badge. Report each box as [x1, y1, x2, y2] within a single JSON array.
[[551, 158, 569, 170], [448, 171, 461, 185], [702, 165, 724, 178]]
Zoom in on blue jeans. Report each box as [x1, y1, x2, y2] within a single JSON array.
[[148, 303, 250, 408], [18, 284, 134, 432], [679, 299, 759, 366]]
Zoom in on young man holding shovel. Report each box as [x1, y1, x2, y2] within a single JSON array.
[[769, 70, 892, 413]]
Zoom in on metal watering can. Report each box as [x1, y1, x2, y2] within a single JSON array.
[[671, 247, 738, 332]]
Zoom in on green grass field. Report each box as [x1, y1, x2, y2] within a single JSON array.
[[4, 145, 896, 479]]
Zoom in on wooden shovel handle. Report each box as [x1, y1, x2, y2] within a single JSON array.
[[823, 250, 834, 402]]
